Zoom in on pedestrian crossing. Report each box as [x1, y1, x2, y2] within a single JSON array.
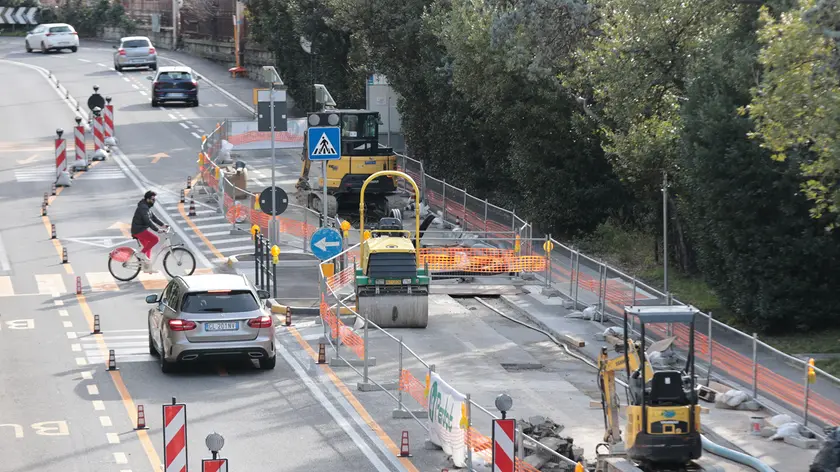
[[0, 268, 215, 297], [164, 203, 257, 259], [72, 329, 154, 365], [14, 164, 126, 182]]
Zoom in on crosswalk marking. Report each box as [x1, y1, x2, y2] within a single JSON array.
[[86, 272, 119, 291], [194, 223, 230, 229], [79, 330, 154, 365], [0, 276, 13, 297], [210, 237, 252, 245], [36, 274, 65, 295], [138, 271, 167, 290], [14, 165, 125, 182]]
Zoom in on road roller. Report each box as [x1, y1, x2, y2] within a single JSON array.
[[354, 171, 430, 328]]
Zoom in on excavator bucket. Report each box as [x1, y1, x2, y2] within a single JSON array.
[[356, 289, 429, 328]]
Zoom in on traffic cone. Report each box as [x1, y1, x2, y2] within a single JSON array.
[[186, 176, 191, 189], [188, 199, 196, 216], [107, 349, 118, 371], [43, 192, 49, 206], [41, 202, 47, 216], [75, 276, 82, 295], [51, 224, 56, 239], [135, 405, 148, 430], [51, 182, 56, 196], [92, 314, 101, 334], [62, 247, 68, 264], [180, 188, 185, 203], [285, 307, 292, 327], [398, 431, 411, 457]]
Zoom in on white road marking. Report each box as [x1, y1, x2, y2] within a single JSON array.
[[81, 371, 93, 380], [179, 122, 189, 129], [191, 124, 200, 129], [54, 300, 64, 306], [122, 77, 130, 82], [67, 332, 77, 339], [107, 432, 120, 444], [160, 106, 167, 110], [186, 120, 194, 125], [76, 357, 87, 365], [199, 230, 233, 237], [63, 321, 73, 328], [100, 416, 112, 427], [0, 277, 12, 296], [96, 63, 107, 67], [36, 274, 65, 295], [0, 233, 11, 271], [194, 223, 230, 230], [93, 400, 105, 411], [139, 91, 148, 96], [71, 344, 81, 352], [168, 113, 177, 120], [78, 58, 91, 63], [191, 132, 202, 139], [161, 56, 255, 113], [197, 128, 206, 134], [87, 385, 99, 396], [274, 340, 395, 472], [114, 452, 127, 464], [131, 84, 139, 89], [58, 309, 69, 317]]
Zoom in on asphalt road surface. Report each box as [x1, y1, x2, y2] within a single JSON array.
[[0, 39, 411, 472]]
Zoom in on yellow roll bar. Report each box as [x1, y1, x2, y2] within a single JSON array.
[[359, 171, 421, 266]]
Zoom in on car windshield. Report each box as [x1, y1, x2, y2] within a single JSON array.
[[158, 71, 192, 81], [123, 39, 150, 48], [180, 290, 258, 313], [50, 26, 72, 33]]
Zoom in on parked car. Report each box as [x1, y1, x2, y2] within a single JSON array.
[[25, 23, 78, 53], [113, 36, 157, 71], [146, 273, 276, 373], [147, 66, 200, 107]]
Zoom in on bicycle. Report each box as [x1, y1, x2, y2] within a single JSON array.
[[107, 227, 196, 281]]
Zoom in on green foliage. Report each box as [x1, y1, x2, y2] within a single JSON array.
[[55, 0, 136, 37], [245, 0, 840, 334], [747, 0, 840, 229]]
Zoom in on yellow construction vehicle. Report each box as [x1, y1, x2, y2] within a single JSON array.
[[296, 85, 398, 220], [596, 306, 702, 471], [354, 171, 430, 328]]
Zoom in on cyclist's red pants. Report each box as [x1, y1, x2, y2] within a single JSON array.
[[133, 229, 159, 259]]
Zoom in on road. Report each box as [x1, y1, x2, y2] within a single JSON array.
[[0, 38, 412, 472]]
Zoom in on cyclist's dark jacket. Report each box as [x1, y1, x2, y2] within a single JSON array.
[[131, 199, 164, 236]]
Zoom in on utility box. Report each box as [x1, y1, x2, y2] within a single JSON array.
[[365, 74, 404, 153], [257, 89, 288, 133]]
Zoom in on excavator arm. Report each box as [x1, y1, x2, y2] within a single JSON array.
[[297, 129, 312, 190], [597, 340, 654, 446]]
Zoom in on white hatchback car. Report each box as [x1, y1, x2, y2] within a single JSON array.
[[25, 23, 79, 53]]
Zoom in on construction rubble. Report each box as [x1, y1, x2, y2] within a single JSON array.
[[519, 416, 585, 471]]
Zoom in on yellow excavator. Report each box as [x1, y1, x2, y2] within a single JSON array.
[[296, 85, 399, 220], [596, 305, 702, 471]]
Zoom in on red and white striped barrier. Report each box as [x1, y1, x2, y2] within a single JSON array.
[[163, 403, 188, 472], [55, 133, 71, 187], [73, 123, 87, 171], [202, 459, 228, 472], [491, 419, 515, 472], [93, 115, 104, 152], [104, 102, 114, 138]]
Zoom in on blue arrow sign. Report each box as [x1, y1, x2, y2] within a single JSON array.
[[307, 126, 341, 161], [310, 227, 343, 260]]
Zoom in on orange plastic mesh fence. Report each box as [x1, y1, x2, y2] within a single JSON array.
[[327, 266, 355, 291], [398, 369, 428, 409]]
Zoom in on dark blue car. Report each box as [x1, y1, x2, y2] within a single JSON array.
[[148, 66, 200, 107]]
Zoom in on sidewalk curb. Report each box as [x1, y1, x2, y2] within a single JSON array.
[[268, 299, 319, 316], [498, 294, 592, 359]]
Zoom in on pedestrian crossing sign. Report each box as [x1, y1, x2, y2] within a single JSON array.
[[307, 126, 341, 161]]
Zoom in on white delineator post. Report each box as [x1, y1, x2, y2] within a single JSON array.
[[73, 117, 87, 171]]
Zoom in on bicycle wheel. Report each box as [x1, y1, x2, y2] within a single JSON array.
[[163, 247, 196, 278], [109, 252, 142, 281]]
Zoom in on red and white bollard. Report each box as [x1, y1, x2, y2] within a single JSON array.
[[104, 98, 114, 138], [135, 405, 148, 430], [55, 129, 71, 187], [75, 276, 82, 295], [73, 117, 88, 171], [491, 418, 516, 472], [163, 401, 187, 472], [93, 114, 104, 152]]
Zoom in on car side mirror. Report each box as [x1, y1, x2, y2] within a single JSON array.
[[145, 294, 159, 304], [257, 289, 270, 300]]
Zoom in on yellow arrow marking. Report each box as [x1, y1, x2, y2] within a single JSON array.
[[16, 154, 38, 164], [108, 222, 132, 239], [149, 152, 170, 164]]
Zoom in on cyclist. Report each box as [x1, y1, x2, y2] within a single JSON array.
[[131, 190, 169, 271]]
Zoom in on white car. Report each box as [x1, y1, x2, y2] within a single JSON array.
[[25, 23, 79, 53]]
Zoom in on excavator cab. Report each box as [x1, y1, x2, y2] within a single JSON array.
[[297, 85, 398, 219], [622, 306, 702, 468]]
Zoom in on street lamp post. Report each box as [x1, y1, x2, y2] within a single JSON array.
[[262, 66, 284, 246]]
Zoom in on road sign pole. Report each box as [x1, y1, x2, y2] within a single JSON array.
[[322, 160, 328, 227], [270, 84, 278, 246]]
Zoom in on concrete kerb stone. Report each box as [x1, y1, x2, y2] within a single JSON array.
[[499, 294, 591, 358]]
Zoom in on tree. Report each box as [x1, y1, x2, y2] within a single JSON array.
[[746, 0, 840, 230]]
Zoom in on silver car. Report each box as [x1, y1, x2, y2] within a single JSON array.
[[146, 274, 276, 373], [113, 36, 157, 71]]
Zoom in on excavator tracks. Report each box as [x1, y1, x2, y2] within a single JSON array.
[[597, 457, 724, 472]]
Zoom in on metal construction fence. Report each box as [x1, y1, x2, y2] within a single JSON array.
[[316, 246, 586, 471], [200, 118, 840, 433]]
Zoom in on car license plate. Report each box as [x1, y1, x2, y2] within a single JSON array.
[[385, 279, 401, 285], [205, 322, 238, 331], [167, 93, 185, 98], [131, 59, 145, 63]]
